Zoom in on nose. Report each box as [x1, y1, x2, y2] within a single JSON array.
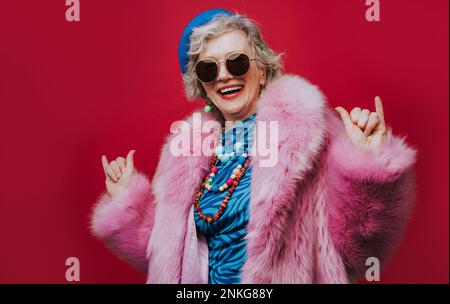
[[216, 62, 232, 82]]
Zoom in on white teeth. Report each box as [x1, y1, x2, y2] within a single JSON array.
[[219, 86, 243, 94]]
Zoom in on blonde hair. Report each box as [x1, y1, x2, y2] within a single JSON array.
[[183, 13, 283, 102]]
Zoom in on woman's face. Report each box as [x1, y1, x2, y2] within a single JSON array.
[[198, 30, 265, 122]]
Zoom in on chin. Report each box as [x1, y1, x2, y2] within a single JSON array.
[[218, 103, 247, 119]]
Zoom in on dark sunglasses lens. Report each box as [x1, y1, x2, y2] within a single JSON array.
[[226, 53, 250, 77], [195, 60, 217, 82]]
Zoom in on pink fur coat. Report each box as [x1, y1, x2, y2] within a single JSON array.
[[90, 74, 416, 283]]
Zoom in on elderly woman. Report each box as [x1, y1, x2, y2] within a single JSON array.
[[91, 9, 416, 284]]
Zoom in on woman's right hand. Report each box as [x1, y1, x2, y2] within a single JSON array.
[[101, 150, 136, 198]]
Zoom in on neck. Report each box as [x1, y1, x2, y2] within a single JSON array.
[[223, 113, 254, 130], [222, 104, 257, 129]]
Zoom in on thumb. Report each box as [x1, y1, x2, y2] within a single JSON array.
[[334, 107, 353, 130], [126, 149, 136, 172]]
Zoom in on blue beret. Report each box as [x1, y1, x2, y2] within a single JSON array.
[[178, 8, 235, 75]]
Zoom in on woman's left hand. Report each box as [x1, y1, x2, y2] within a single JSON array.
[[334, 96, 387, 150]]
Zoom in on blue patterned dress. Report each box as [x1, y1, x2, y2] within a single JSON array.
[[194, 114, 256, 284]]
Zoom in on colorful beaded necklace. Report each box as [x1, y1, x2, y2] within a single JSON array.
[[193, 115, 255, 223], [193, 154, 251, 223]]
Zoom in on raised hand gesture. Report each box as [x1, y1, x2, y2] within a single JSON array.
[[334, 96, 387, 150], [101, 150, 136, 198]]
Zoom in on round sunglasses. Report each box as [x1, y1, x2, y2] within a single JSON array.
[[194, 52, 257, 83]]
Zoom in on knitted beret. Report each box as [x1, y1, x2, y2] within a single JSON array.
[[177, 8, 235, 75]]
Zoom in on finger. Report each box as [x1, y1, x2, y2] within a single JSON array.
[[125, 150, 136, 173], [350, 107, 362, 124], [101, 155, 109, 174], [102, 156, 118, 182], [375, 96, 386, 130], [357, 109, 370, 129], [116, 157, 126, 171], [334, 107, 354, 130], [364, 112, 379, 136], [110, 160, 122, 179]]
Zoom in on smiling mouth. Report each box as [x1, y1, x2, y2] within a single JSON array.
[[217, 85, 244, 100]]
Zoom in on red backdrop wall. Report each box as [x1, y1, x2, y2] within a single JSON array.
[[0, 0, 448, 283]]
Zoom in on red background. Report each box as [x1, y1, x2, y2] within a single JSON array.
[[0, 0, 448, 283]]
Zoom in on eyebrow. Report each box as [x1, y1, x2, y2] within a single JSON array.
[[198, 50, 248, 61]]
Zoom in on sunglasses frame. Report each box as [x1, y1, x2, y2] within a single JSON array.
[[194, 52, 258, 83]]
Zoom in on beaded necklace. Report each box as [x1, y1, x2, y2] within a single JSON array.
[[193, 114, 255, 223]]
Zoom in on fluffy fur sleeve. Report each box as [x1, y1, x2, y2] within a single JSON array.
[[325, 110, 417, 276], [90, 171, 155, 272]]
